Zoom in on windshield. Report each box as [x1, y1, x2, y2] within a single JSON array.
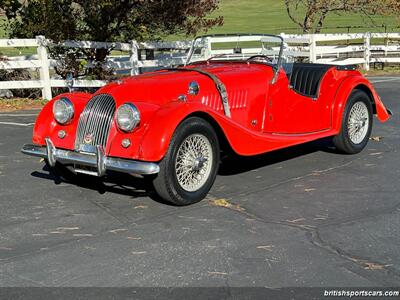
[[186, 34, 285, 67]]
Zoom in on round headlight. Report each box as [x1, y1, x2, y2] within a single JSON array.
[[53, 98, 74, 124], [116, 103, 140, 132]]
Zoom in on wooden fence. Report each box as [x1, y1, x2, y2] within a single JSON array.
[[0, 33, 400, 100]]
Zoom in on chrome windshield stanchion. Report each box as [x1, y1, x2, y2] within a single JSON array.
[[45, 138, 56, 167]]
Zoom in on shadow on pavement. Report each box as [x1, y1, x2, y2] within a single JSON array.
[[29, 137, 339, 201], [219, 137, 338, 175]]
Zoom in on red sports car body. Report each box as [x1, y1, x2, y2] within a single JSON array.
[[22, 34, 391, 205]]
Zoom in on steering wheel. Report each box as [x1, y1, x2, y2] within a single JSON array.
[[247, 55, 273, 62]]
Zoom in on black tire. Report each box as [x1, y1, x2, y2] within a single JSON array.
[[333, 90, 373, 154], [153, 117, 220, 206]]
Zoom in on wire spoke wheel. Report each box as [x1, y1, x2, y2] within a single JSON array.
[[153, 117, 219, 205], [174, 134, 213, 192], [347, 101, 370, 144], [333, 90, 372, 154]]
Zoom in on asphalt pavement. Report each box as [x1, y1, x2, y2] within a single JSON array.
[[0, 78, 399, 290]]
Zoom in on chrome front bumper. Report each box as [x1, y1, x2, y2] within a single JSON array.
[[21, 138, 160, 176]]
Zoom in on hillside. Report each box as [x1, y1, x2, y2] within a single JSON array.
[[201, 0, 397, 35]]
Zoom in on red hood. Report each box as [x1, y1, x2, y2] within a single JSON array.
[[94, 62, 274, 107]]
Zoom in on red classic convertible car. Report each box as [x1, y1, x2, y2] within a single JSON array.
[[22, 34, 391, 205]]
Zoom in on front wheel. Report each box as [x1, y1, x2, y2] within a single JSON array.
[[153, 117, 220, 206], [333, 90, 373, 154]]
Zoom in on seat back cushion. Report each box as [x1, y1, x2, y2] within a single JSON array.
[[288, 63, 332, 98]]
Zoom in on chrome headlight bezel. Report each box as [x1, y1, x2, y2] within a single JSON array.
[[53, 97, 74, 125], [116, 103, 141, 132]]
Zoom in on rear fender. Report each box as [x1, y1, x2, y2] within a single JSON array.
[[332, 76, 390, 132]]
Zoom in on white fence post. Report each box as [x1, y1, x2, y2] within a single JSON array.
[[364, 32, 371, 71], [130, 40, 139, 75], [309, 34, 317, 63], [36, 36, 52, 100]]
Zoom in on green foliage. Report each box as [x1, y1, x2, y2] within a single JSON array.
[[1, 0, 77, 41], [0, 0, 223, 80], [1, 0, 223, 42]]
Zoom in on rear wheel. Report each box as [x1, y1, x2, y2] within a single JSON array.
[[153, 117, 219, 205], [333, 90, 373, 154]]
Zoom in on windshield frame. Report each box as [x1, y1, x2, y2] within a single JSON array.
[[185, 33, 284, 71]]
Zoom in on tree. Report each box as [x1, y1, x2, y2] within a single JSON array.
[[0, 0, 223, 79], [284, 0, 391, 33], [380, 0, 400, 18], [1, 0, 223, 42]]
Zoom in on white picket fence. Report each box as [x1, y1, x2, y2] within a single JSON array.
[[282, 32, 400, 68], [1, 33, 400, 100], [0, 36, 192, 100]]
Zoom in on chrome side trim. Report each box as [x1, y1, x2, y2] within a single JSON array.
[[21, 139, 160, 176]]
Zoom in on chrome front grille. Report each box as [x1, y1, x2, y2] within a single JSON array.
[[75, 94, 116, 153]]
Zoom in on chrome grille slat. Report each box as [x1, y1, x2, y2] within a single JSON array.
[[77, 98, 97, 146], [101, 98, 115, 147], [75, 94, 116, 152], [100, 96, 115, 146], [97, 100, 109, 147], [92, 96, 107, 146], [85, 98, 102, 141]]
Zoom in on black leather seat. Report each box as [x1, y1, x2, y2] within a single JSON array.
[[285, 63, 332, 98]]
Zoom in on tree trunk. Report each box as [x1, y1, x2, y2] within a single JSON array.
[[314, 11, 328, 33], [303, 15, 314, 33]]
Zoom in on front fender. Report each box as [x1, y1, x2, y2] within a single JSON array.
[[32, 92, 92, 148], [332, 76, 390, 132], [137, 102, 206, 161]]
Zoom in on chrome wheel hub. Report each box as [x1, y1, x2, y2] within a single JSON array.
[[175, 134, 213, 192], [347, 101, 369, 144]]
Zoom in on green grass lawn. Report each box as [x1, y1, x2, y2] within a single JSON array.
[[170, 0, 398, 39], [212, 0, 397, 34]]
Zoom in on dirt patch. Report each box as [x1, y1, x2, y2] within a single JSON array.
[[209, 198, 245, 212], [0, 98, 47, 112], [362, 68, 400, 76]]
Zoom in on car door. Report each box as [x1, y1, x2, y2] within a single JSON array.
[[263, 67, 332, 134]]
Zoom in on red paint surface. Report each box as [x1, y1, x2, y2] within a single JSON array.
[[32, 62, 391, 162]]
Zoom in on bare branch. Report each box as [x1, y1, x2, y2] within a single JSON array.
[[285, 0, 397, 33], [285, 0, 305, 28]]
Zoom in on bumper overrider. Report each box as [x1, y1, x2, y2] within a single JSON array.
[[21, 138, 160, 177]]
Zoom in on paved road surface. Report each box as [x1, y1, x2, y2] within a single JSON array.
[[0, 78, 399, 288]]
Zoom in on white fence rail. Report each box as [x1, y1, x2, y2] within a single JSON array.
[[1, 33, 400, 100], [0, 36, 192, 100]]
